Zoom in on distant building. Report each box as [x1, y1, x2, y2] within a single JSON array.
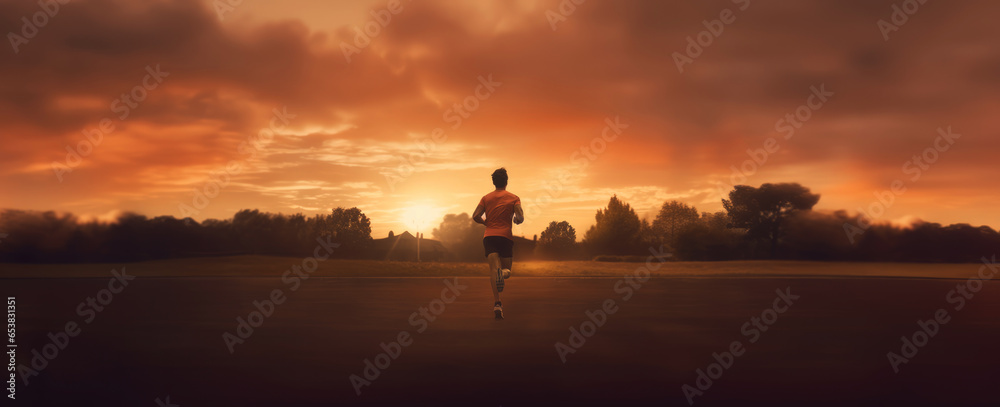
[[512, 235, 538, 261]]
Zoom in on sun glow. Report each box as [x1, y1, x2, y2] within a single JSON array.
[[400, 204, 445, 234]]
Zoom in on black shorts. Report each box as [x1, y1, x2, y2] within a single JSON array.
[[483, 236, 514, 258]]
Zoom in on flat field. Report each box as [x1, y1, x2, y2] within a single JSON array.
[[2, 257, 998, 406]]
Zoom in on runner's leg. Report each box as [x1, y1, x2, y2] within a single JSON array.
[[487, 252, 501, 303]]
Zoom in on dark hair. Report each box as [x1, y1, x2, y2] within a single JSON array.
[[491, 168, 508, 188]]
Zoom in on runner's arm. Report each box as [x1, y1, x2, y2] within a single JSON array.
[[473, 202, 486, 224], [513, 203, 524, 225]]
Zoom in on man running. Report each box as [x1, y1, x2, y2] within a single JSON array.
[[473, 168, 524, 320]]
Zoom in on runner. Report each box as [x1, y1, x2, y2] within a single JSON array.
[[472, 168, 524, 320]]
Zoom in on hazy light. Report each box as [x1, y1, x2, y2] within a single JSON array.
[[401, 204, 444, 234]]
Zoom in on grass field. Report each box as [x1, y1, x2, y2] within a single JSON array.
[[3, 257, 999, 406]]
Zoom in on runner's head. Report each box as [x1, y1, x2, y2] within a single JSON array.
[[491, 168, 508, 189]]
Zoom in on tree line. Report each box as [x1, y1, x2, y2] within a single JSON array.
[[531, 183, 999, 263], [0, 208, 372, 263], [1, 182, 996, 263]]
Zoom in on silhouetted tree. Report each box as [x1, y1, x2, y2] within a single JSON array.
[[326, 207, 372, 257], [653, 200, 699, 248], [583, 195, 642, 256], [232, 209, 275, 254], [723, 183, 821, 258], [536, 221, 578, 260], [673, 211, 744, 260]]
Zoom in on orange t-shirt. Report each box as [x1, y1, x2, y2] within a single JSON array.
[[478, 189, 520, 240]]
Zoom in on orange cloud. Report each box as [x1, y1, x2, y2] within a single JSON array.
[[0, 0, 998, 238]]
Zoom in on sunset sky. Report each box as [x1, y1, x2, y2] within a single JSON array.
[[1, 0, 998, 239]]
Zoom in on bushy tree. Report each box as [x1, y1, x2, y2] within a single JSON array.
[[673, 211, 744, 260], [638, 218, 657, 249], [652, 200, 699, 248], [536, 221, 578, 260], [583, 195, 642, 256], [326, 207, 372, 256], [723, 183, 820, 257]]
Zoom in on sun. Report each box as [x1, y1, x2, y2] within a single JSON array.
[[400, 204, 444, 234]]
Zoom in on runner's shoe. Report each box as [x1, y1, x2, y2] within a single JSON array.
[[494, 301, 503, 320]]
